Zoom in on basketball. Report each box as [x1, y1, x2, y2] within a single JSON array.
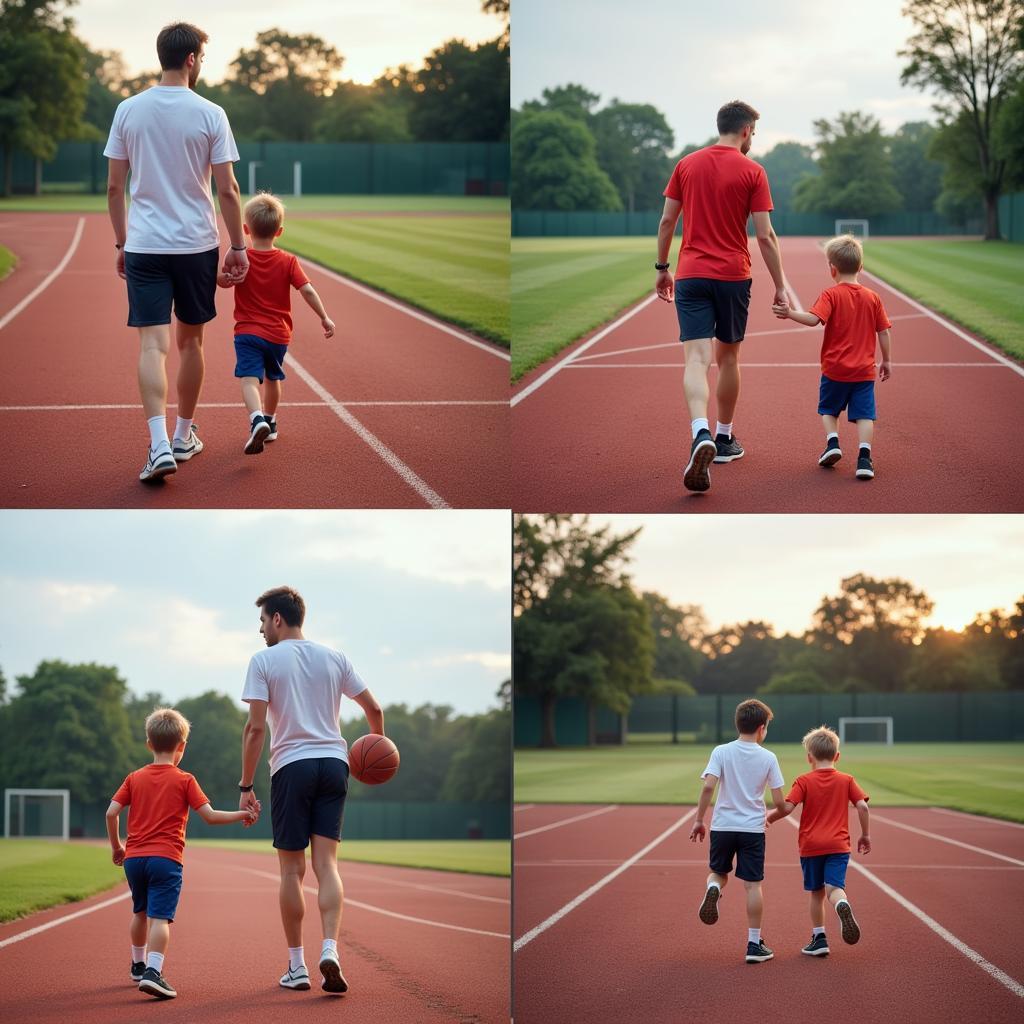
[[348, 734, 400, 785]]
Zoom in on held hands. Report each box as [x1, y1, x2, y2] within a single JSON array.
[[321, 317, 335, 339], [689, 821, 707, 843], [879, 361, 892, 382], [240, 804, 260, 827], [115, 249, 126, 280], [857, 834, 872, 854], [655, 269, 674, 302], [239, 789, 261, 827], [112, 844, 126, 866], [771, 302, 791, 320], [222, 247, 249, 284]]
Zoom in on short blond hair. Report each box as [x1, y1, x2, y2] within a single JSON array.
[[145, 707, 191, 753], [825, 234, 863, 274], [803, 725, 840, 762], [244, 192, 285, 239]]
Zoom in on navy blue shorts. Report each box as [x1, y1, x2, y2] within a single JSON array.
[[123, 855, 183, 921], [234, 333, 289, 383], [270, 757, 349, 851], [124, 249, 218, 327], [818, 375, 876, 421], [674, 277, 752, 344], [800, 852, 850, 891], [709, 830, 766, 882]]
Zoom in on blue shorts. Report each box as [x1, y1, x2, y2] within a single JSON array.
[[125, 249, 219, 327], [123, 856, 183, 921], [234, 333, 289, 383], [818, 375, 876, 421], [674, 277, 751, 344], [800, 852, 850, 891]]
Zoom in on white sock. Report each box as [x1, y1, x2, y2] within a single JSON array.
[[748, 928, 761, 943], [707, 881, 720, 892], [147, 415, 169, 451], [826, 431, 839, 440], [691, 417, 709, 439], [835, 898, 850, 910], [249, 409, 264, 424], [715, 421, 733, 438], [146, 951, 165, 972], [288, 946, 305, 971], [173, 416, 192, 442], [859, 442, 872, 452], [131, 944, 146, 963], [321, 938, 338, 960], [812, 926, 825, 936]]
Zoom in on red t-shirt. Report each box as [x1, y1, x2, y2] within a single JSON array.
[[663, 146, 774, 281], [233, 247, 310, 346], [809, 283, 892, 382], [111, 763, 209, 864], [786, 768, 869, 857]]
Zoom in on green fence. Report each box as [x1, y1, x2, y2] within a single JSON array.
[[998, 192, 1024, 242], [1, 140, 508, 196]]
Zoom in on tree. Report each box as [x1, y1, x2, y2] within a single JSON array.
[[642, 591, 704, 685], [521, 83, 601, 122], [314, 82, 411, 142], [697, 622, 795, 695], [888, 121, 945, 211], [440, 705, 511, 802], [592, 100, 675, 211], [899, 0, 1024, 238], [905, 628, 1004, 691], [754, 141, 819, 214]]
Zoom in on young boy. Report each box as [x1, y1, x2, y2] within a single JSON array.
[[689, 698, 787, 964], [766, 725, 871, 956], [106, 707, 258, 1000], [772, 234, 892, 480], [217, 192, 335, 455]]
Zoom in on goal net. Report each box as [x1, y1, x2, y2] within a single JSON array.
[[835, 219, 869, 239], [246, 160, 303, 198], [4, 789, 70, 840], [838, 717, 893, 745]]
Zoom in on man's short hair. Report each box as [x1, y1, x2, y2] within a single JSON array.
[[717, 100, 760, 136], [735, 698, 773, 733], [156, 23, 208, 71], [145, 707, 191, 752], [244, 193, 285, 239], [803, 725, 840, 761], [825, 234, 864, 274], [256, 586, 306, 627]]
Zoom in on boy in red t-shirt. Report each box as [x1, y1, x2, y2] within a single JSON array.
[[772, 235, 892, 480], [217, 193, 335, 455], [766, 725, 871, 957], [106, 708, 258, 1000]]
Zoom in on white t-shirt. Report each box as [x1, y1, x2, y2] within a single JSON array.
[[701, 739, 785, 833], [103, 85, 239, 254], [241, 639, 367, 775]]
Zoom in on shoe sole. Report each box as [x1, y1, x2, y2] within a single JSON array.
[[280, 977, 311, 990], [837, 902, 860, 944], [801, 946, 830, 957], [745, 952, 774, 963], [713, 450, 744, 464], [855, 468, 874, 479], [698, 886, 720, 925], [684, 440, 716, 492], [320, 958, 348, 994], [140, 460, 177, 483], [244, 423, 272, 455], [819, 451, 842, 467], [139, 980, 176, 999]]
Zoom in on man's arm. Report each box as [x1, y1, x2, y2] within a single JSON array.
[[765, 791, 795, 825], [855, 799, 871, 853], [689, 775, 717, 842], [877, 328, 892, 381], [107, 159, 129, 280], [211, 161, 248, 281], [352, 687, 384, 735], [298, 283, 335, 337], [195, 803, 256, 826], [655, 196, 681, 302], [751, 211, 788, 307], [105, 800, 125, 864], [239, 699, 268, 814]]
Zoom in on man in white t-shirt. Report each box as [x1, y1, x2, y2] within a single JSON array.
[[238, 586, 384, 996], [689, 698, 787, 964], [104, 22, 250, 483]]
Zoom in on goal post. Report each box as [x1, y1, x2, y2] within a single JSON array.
[[835, 219, 869, 239], [4, 788, 70, 840], [838, 717, 893, 745]]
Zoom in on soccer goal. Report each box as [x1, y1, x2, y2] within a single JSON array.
[[835, 219, 869, 239], [838, 717, 893, 745], [4, 788, 70, 840], [246, 160, 303, 198]]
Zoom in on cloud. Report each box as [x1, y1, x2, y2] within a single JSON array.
[[428, 651, 511, 674], [41, 581, 117, 613]]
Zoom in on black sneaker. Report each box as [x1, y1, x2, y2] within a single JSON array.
[[836, 900, 861, 944], [745, 939, 774, 963], [139, 445, 177, 483], [856, 450, 874, 480], [713, 433, 744, 463], [319, 952, 348, 994], [819, 436, 842, 467], [801, 933, 829, 957], [244, 415, 272, 455], [130, 960, 146, 983], [683, 429, 716, 492], [266, 418, 278, 442], [698, 885, 720, 925], [138, 966, 176, 999]]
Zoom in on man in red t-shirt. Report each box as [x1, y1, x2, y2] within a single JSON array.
[[655, 100, 791, 493]]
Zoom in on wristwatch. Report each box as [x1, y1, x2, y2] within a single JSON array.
[[231, 245, 247, 251], [115, 243, 124, 250], [654, 261, 670, 271], [238, 783, 254, 792]]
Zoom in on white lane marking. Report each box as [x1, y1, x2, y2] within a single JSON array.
[[236, 866, 507, 939], [513, 808, 695, 951], [342, 868, 509, 904], [931, 808, 1024, 830], [0, 891, 129, 949], [0, 217, 85, 331], [0, 400, 505, 412], [515, 859, 1022, 870], [562, 362, 1005, 370], [292, 251, 510, 362], [871, 813, 1024, 867], [514, 804, 536, 813], [514, 805, 618, 840]]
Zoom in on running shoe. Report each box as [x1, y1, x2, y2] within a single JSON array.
[[684, 429, 716, 492], [244, 415, 272, 455], [265, 418, 278, 442], [818, 436, 842, 467], [172, 425, 204, 462], [280, 964, 311, 990], [855, 451, 874, 480], [130, 961, 146, 983], [140, 445, 177, 483], [138, 967, 177, 999], [698, 884, 720, 925], [319, 951, 348, 994], [745, 939, 774, 963], [836, 900, 861, 944], [713, 433, 745, 463], [801, 933, 830, 957]]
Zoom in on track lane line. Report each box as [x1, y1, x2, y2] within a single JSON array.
[[930, 808, 1024, 830], [0, 890, 129, 949], [514, 805, 618, 840], [870, 813, 1024, 866], [0, 400, 505, 412]]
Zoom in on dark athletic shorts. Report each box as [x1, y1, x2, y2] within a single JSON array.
[[270, 756, 350, 851], [709, 830, 766, 882], [800, 852, 850, 891], [124, 248, 219, 327], [674, 277, 752, 343], [818, 375, 876, 421], [123, 855, 183, 921], [234, 333, 289, 383]]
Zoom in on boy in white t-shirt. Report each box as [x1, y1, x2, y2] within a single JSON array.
[[689, 698, 787, 964]]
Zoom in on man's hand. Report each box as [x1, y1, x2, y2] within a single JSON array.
[[241, 804, 260, 827], [879, 361, 892, 382], [771, 302, 791, 320], [655, 269, 674, 302], [222, 247, 249, 284], [116, 249, 126, 280], [857, 835, 872, 854], [689, 821, 707, 843], [240, 790, 260, 820], [322, 317, 335, 339], [112, 845, 126, 866]]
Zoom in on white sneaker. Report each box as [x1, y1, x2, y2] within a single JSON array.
[[140, 445, 176, 483], [172, 425, 204, 462], [279, 964, 310, 990], [319, 951, 348, 993]]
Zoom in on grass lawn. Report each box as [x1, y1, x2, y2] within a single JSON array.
[[864, 238, 1024, 361], [514, 743, 1024, 822], [0, 243, 15, 280]]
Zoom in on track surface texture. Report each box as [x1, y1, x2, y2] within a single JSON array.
[[511, 237, 1024, 512]]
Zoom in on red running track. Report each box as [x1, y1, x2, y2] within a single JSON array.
[[0, 213, 510, 508], [0, 844, 509, 1024], [513, 803, 1024, 1024], [511, 237, 1024, 512]]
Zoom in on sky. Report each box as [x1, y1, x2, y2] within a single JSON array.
[[582, 515, 1024, 636], [0, 510, 510, 715], [512, 0, 942, 152], [71, 0, 502, 85]]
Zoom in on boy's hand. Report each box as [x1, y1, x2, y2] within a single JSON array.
[[879, 361, 891, 381], [689, 821, 706, 843], [771, 302, 791, 319], [857, 835, 871, 854], [322, 317, 335, 339], [242, 805, 260, 827], [112, 845, 126, 866]]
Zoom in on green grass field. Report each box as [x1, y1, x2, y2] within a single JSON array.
[[514, 743, 1024, 822], [0, 243, 15, 281]]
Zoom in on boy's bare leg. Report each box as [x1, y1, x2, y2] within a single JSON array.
[[821, 414, 839, 436], [683, 338, 713, 423], [174, 320, 205, 420], [147, 917, 170, 956], [240, 376, 263, 416], [263, 378, 282, 418], [826, 884, 848, 906], [130, 910, 147, 948], [310, 834, 343, 943], [706, 871, 728, 891], [277, 849, 307, 947], [828, 883, 860, 943], [138, 326, 171, 419], [809, 887, 826, 927], [856, 419, 874, 446], [714, 339, 740, 425], [743, 880, 763, 928]]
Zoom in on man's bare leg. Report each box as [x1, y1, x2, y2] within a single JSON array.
[[714, 338, 741, 427], [683, 337, 717, 492], [277, 848, 306, 948], [174, 320, 205, 421], [138, 325, 171, 421], [310, 834, 347, 992]]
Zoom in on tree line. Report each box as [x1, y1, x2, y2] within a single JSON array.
[[0, 662, 510, 806]]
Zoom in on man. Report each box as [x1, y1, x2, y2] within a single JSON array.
[[239, 586, 384, 995], [104, 22, 249, 483], [655, 100, 789, 493]]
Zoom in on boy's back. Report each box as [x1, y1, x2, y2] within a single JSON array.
[[788, 768, 868, 855], [809, 282, 891, 382], [112, 763, 209, 862], [233, 247, 310, 345], [703, 739, 784, 830]]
